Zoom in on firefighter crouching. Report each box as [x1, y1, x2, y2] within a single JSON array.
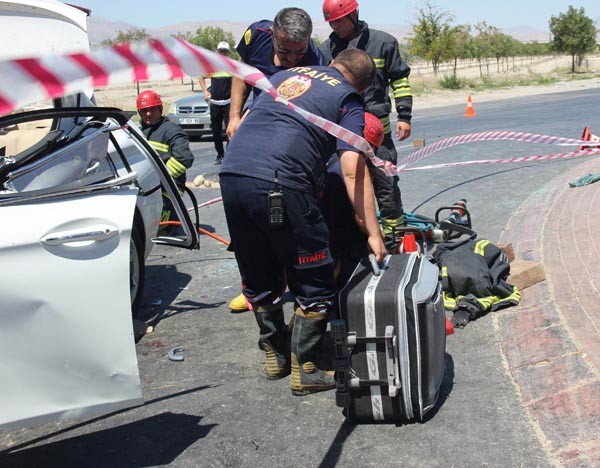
[[137, 90, 195, 226], [324, 112, 386, 291]]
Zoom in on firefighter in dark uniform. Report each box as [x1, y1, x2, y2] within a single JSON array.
[[219, 49, 386, 396], [324, 111, 385, 291], [137, 89, 194, 224], [226, 7, 326, 139], [320, 0, 413, 247], [226, 7, 326, 312]]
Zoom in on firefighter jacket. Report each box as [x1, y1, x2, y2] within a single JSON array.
[[432, 238, 521, 321], [220, 65, 363, 195], [142, 117, 194, 185], [320, 20, 413, 130]]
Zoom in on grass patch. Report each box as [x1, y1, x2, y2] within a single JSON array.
[[412, 66, 595, 96]]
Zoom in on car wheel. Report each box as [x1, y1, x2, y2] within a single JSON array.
[[130, 223, 145, 317]]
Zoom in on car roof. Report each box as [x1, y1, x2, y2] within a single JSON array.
[[0, 0, 90, 61]]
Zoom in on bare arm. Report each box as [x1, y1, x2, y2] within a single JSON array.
[[226, 77, 251, 139], [339, 150, 387, 262], [199, 76, 210, 100]]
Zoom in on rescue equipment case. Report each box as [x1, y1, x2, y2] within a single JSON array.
[[333, 253, 446, 422]]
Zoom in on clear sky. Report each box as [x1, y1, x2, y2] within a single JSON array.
[[78, 0, 600, 32]]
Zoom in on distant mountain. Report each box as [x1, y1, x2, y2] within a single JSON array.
[[88, 16, 411, 46], [87, 16, 557, 47], [503, 26, 551, 43]]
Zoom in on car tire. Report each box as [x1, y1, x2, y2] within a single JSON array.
[[130, 223, 145, 318]]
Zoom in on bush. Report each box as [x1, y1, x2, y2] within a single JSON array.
[[439, 74, 463, 89]]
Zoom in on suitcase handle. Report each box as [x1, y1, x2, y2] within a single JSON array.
[[368, 253, 382, 276]]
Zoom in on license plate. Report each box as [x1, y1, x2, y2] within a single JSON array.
[[179, 118, 201, 125]]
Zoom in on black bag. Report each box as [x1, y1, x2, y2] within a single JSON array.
[[333, 253, 446, 422]]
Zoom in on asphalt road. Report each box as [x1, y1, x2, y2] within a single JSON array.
[[2, 88, 599, 467]]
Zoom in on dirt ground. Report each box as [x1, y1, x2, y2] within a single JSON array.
[[93, 54, 600, 113]]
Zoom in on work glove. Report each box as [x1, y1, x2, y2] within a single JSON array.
[[451, 309, 471, 328]]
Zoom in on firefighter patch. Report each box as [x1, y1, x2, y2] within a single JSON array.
[[244, 28, 252, 45], [296, 248, 331, 268], [277, 75, 312, 100]]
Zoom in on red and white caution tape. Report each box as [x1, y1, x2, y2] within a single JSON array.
[[0, 38, 274, 117], [187, 196, 223, 212], [403, 148, 600, 171], [397, 131, 600, 174], [1, 39, 599, 176], [0, 38, 377, 165]]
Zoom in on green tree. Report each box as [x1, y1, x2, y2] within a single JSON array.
[[489, 31, 518, 72], [549, 6, 598, 72], [177, 26, 239, 60], [409, 2, 455, 76], [101, 28, 150, 46], [472, 22, 496, 77], [448, 25, 472, 76]]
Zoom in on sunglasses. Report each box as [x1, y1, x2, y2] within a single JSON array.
[[272, 37, 308, 57]]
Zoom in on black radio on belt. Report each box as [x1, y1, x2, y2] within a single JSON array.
[[268, 170, 284, 226]]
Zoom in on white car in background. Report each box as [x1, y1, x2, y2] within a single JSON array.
[[0, 0, 199, 430]]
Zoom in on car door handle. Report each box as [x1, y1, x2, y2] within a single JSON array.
[[41, 224, 119, 246], [85, 160, 101, 175]]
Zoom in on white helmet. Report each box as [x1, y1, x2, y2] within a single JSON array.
[[217, 41, 230, 51]]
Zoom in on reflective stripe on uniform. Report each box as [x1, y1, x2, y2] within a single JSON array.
[[391, 77, 411, 99], [149, 140, 169, 154], [211, 71, 232, 78], [474, 239, 490, 256], [372, 58, 385, 69], [166, 157, 187, 178], [442, 291, 457, 310], [378, 115, 391, 134], [476, 286, 521, 310]]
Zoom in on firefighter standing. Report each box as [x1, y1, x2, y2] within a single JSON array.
[[226, 7, 326, 312], [219, 50, 386, 396], [199, 42, 232, 165], [137, 90, 194, 224], [320, 0, 413, 247]]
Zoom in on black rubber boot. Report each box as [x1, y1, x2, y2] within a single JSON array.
[[290, 307, 335, 396], [254, 304, 290, 380]]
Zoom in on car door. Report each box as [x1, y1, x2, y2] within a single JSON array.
[[0, 180, 144, 430]]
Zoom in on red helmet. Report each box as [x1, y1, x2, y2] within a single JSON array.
[[323, 0, 359, 22], [364, 112, 384, 148], [136, 90, 162, 111]]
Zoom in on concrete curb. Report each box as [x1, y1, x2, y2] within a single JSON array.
[[497, 157, 600, 467]]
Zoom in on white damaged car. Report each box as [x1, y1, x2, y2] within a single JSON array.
[[0, 0, 199, 430]]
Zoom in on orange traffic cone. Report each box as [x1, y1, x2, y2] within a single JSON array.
[[445, 317, 454, 336], [580, 126, 600, 150], [464, 95, 476, 118]]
